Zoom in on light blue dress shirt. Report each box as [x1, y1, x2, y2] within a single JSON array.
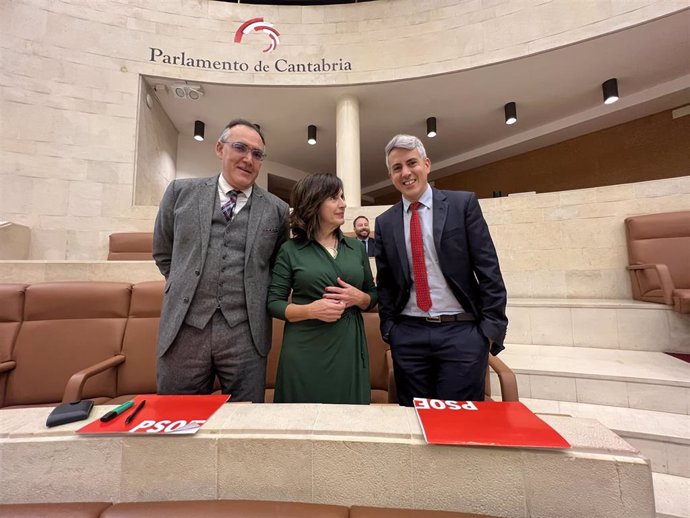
[[400, 185, 465, 317]]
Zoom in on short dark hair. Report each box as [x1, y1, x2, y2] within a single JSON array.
[[289, 173, 343, 241], [219, 118, 265, 145], [353, 215, 369, 228]]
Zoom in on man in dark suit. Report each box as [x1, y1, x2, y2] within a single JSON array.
[[153, 119, 289, 401], [374, 134, 507, 406], [353, 215, 376, 257]]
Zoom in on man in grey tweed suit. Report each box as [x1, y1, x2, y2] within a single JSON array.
[[153, 119, 289, 402]]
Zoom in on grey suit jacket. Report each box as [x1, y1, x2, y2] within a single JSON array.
[[152, 176, 289, 358]]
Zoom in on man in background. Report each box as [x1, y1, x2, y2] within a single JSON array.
[[353, 215, 376, 257], [153, 119, 289, 402]]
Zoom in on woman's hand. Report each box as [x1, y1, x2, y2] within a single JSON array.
[[323, 277, 370, 310], [308, 298, 346, 322]]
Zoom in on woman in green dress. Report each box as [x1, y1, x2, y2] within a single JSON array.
[[267, 174, 377, 404]]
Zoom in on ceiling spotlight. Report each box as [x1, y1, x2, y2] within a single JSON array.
[[426, 117, 437, 138], [504, 102, 517, 125], [307, 124, 317, 145], [602, 78, 619, 105], [172, 83, 204, 101], [194, 120, 205, 141]]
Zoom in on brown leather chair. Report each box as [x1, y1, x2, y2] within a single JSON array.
[[2, 282, 131, 408], [625, 210, 690, 313], [264, 318, 285, 403], [0, 284, 27, 407], [63, 281, 163, 404], [107, 232, 154, 261]]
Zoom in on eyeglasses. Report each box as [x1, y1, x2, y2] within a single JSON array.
[[221, 140, 267, 161]]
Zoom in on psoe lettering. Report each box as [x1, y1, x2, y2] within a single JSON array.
[[413, 399, 478, 411]]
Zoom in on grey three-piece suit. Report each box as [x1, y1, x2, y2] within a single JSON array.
[[153, 175, 288, 400]]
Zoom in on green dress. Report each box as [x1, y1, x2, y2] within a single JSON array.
[[267, 234, 378, 404]]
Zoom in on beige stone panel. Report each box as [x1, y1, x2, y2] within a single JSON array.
[[120, 436, 217, 501], [30, 178, 69, 216], [530, 270, 567, 298], [0, 175, 32, 213], [217, 438, 312, 502], [666, 442, 690, 478], [500, 250, 537, 272], [635, 176, 690, 198], [86, 160, 134, 186], [411, 444, 525, 517], [625, 437, 668, 474], [313, 404, 411, 439], [529, 375, 577, 402], [564, 269, 617, 299], [221, 403, 320, 435], [66, 230, 108, 260], [529, 306, 573, 346], [0, 436, 122, 504], [498, 222, 561, 251], [313, 441, 415, 508], [616, 308, 670, 352], [525, 451, 654, 518], [627, 383, 688, 414], [572, 307, 619, 348], [580, 246, 627, 270], [533, 248, 583, 271], [0, 1, 48, 39], [560, 217, 620, 249], [543, 204, 579, 221], [633, 193, 690, 215], [667, 312, 690, 354], [595, 183, 636, 202], [68, 181, 103, 218], [509, 208, 544, 224], [502, 271, 533, 297], [30, 230, 69, 260], [505, 305, 532, 343], [102, 184, 136, 218], [576, 378, 629, 406], [487, 0, 613, 50], [559, 188, 595, 206], [539, 415, 637, 453], [516, 373, 531, 398]]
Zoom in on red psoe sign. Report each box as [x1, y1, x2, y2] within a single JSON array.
[[414, 398, 571, 449]]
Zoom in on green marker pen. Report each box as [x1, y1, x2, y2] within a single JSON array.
[[100, 400, 135, 422]]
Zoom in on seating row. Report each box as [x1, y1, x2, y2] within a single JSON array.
[[0, 499, 496, 517], [0, 281, 517, 408]]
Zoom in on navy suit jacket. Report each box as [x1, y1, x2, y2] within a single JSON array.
[[374, 188, 507, 356]]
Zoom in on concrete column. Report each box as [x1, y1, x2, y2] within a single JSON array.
[[336, 95, 361, 206]]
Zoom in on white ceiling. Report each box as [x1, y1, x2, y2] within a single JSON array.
[[148, 9, 690, 199]]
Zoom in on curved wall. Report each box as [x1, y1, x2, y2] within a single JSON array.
[[1, 0, 688, 259]]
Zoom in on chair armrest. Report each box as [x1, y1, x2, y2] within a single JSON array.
[[385, 349, 398, 404], [626, 263, 675, 304], [489, 355, 519, 402], [0, 360, 16, 374], [62, 355, 126, 403]]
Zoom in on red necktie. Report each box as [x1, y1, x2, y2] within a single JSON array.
[[410, 202, 432, 312]]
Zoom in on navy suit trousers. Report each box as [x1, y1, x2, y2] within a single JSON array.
[[389, 318, 489, 406]]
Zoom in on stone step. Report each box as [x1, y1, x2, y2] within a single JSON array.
[[522, 398, 690, 478], [652, 473, 690, 518], [505, 298, 690, 353], [491, 344, 690, 414]]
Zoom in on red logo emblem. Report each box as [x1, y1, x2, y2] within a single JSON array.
[[234, 18, 280, 53]]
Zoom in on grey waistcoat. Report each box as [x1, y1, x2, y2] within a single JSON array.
[[184, 193, 251, 330]]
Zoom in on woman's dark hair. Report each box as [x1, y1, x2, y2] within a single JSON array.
[[289, 173, 343, 241]]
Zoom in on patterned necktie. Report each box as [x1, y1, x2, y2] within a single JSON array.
[[221, 190, 239, 221], [410, 201, 432, 312]]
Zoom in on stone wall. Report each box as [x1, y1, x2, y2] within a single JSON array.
[[2, 0, 687, 260]]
